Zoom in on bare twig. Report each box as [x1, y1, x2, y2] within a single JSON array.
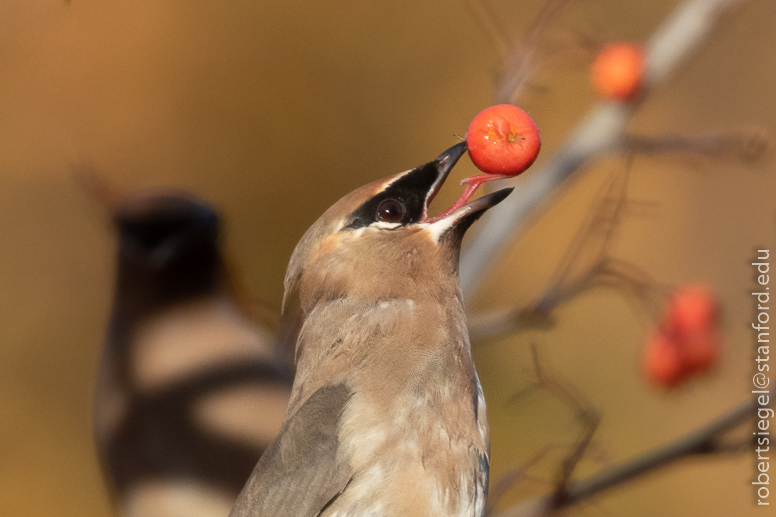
[[467, 159, 664, 341], [460, 0, 749, 297], [492, 390, 770, 517], [543, 158, 633, 294], [524, 345, 602, 503], [491, 344, 604, 513], [486, 447, 554, 515], [471, 256, 672, 339], [497, 0, 574, 104], [466, 132, 765, 342], [467, 255, 664, 340]]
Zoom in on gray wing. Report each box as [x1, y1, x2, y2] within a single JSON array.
[[230, 383, 353, 517]]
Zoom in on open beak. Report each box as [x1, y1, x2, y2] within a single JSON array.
[[422, 142, 513, 229]]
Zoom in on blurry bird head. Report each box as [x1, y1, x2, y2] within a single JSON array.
[[283, 142, 512, 319], [112, 191, 223, 309]]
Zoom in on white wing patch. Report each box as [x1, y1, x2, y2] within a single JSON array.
[[192, 382, 290, 448], [131, 297, 274, 392], [122, 480, 233, 517]]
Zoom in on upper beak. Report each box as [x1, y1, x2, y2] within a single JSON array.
[[424, 141, 468, 215]]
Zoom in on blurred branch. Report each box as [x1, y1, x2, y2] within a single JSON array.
[[493, 388, 771, 517], [496, 0, 573, 104], [522, 344, 602, 506], [468, 256, 664, 340], [460, 0, 749, 297], [468, 161, 664, 341], [466, 130, 766, 340], [486, 447, 554, 515], [486, 343, 602, 515], [466, 128, 766, 341], [625, 130, 768, 161]]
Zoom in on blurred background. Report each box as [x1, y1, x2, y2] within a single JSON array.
[[1, 0, 774, 515]]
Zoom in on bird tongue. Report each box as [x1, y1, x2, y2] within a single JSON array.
[[426, 173, 510, 223]]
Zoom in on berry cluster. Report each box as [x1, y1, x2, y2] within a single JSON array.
[[644, 284, 721, 388]]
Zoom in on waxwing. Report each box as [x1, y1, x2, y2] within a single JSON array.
[[93, 190, 293, 517], [231, 142, 512, 517]]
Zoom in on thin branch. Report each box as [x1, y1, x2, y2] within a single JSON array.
[[467, 255, 664, 341], [543, 159, 633, 295], [525, 344, 602, 504], [460, 0, 749, 297], [467, 161, 660, 341], [466, 132, 765, 342], [493, 344, 604, 514], [523, 0, 572, 47], [497, 0, 574, 104], [492, 389, 771, 517], [486, 447, 555, 514], [625, 130, 768, 161]]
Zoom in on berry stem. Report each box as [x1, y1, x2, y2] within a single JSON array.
[[431, 174, 511, 221]]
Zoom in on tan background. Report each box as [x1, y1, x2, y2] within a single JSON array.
[[1, 0, 774, 515]]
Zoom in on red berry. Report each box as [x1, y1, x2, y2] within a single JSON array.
[[466, 104, 541, 176], [681, 331, 721, 373], [591, 42, 645, 101], [643, 284, 722, 389], [666, 284, 718, 337], [431, 105, 540, 221], [644, 332, 685, 388]]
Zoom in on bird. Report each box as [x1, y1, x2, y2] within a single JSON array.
[[231, 142, 513, 517], [92, 189, 293, 517]]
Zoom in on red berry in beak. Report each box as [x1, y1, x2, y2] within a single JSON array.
[[432, 105, 540, 221], [466, 104, 541, 176]]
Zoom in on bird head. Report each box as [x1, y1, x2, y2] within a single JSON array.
[[112, 191, 223, 310], [281, 142, 512, 348]]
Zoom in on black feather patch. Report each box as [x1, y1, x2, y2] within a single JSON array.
[[343, 162, 440, 230]]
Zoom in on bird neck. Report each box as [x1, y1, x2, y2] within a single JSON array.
[[288, 291, 480, 423]]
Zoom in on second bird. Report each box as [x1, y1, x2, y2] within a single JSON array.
[[94, 190, 293, 517]]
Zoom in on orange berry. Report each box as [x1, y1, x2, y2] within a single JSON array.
[[466, 104, 541, 176], [432, 105, 540, 221], [591, 42, 645, 101], [680, 330, 721, 374], [644, 332, 685, 387], [644, 284, 722, 388], [666, 284, 718, 337]]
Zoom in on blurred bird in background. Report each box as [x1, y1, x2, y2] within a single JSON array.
[[91, 188, 293, 517], [231, 142, 512, 516]]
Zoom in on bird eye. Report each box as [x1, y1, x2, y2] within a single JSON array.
[[376, 198, 404, 223]]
